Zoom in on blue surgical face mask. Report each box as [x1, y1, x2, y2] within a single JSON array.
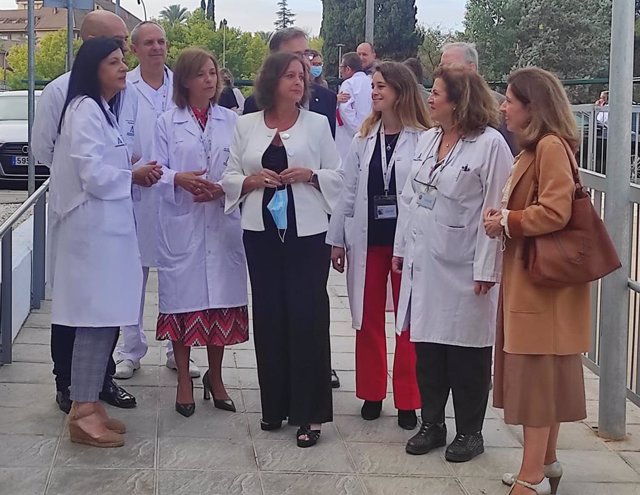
[[267, 188, 288, 241], [310, 65, 323, 78]]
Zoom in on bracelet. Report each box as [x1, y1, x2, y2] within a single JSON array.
[[308, 170, 315, 183]]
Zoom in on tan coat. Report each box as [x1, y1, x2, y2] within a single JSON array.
[[502, 135, 591, 355]]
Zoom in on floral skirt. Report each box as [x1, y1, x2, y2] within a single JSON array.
[[156, 306, 249, 347]]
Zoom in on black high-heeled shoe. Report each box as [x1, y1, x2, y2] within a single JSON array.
[[175, 378, 195, 418], [202, 370, 236, 412]]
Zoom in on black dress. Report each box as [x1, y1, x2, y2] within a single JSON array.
[[243, 143, 333, 426]]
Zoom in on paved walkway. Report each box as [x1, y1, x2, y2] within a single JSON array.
[[2, 271, 640, 494]]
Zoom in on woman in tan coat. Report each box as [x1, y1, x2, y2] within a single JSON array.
[[484, 67, 591, 495]]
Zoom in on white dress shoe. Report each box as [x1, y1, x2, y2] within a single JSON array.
[[503, 461, 562, 493], [165, 356, 201, 378], [113, 359, 140, 379], [507, 478, 551, 494]]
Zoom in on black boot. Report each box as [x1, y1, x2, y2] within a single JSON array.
[[397, 409, 417, 430], [445, 432, 484, 463], [361, 400, 383, 420], [55, 388, 72, 414], [405, 422, 447, 455]]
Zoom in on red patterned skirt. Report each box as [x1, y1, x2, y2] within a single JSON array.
[[156, 306, 249, 347]]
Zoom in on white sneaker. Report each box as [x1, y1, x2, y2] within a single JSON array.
[[165, 356, 201, 378], [113, 359, 140, 379]]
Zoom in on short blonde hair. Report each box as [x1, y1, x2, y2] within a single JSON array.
[[507, 67, 579, 152], [172, 48, 222, 109]]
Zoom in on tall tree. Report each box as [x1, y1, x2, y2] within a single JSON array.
[[463, 0, 522, 81], [206, 0, 215, 23], [274, 0, 296, 29], [320, 0, 361, 76], [373, 0, 422, 61], [200, 0, 205, 12], [159, 5, 189, 26]]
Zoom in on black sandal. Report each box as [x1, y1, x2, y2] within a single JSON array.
[[260, 419, 282, 431], [296, 425, 321, 448]]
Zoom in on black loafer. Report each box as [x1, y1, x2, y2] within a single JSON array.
[[331, 369, 340, 389], [445, 432, 484, 463], [99, 379, 137, 409], [55, 389, 72, 414], [406, 422, 447, 455]]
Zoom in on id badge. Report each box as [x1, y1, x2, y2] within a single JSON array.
[[417, 190, 437, 210], [374, 195, 397, 220]]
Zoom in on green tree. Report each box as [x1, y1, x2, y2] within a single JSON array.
[[463, 0, 522, 81], [206, 0, 215, 23], [275, 0, 295, 30], [159, 5, 189, 26], [515, 0, 611, 80], [6, 29, 80, 89], [320, 0, 362, 76], [373, 0, 422, 61]]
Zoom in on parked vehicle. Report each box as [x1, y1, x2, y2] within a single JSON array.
[[0, 90, 48, 188]]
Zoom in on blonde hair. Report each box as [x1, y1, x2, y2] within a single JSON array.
[[172, 48, 222, 109], [360, 61, 432, 137], [432, 64, 500, 137], [507, 67, 579, 152]]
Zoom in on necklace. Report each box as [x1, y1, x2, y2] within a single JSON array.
[[385, 133, 400, 151]]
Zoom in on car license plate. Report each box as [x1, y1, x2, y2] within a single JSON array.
[[11, 156, 28, 166]]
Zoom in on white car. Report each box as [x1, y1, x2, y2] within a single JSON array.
[[0, 90, 47, 188]]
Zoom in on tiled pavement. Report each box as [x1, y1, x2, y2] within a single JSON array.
[[2, 271, 640, 494]]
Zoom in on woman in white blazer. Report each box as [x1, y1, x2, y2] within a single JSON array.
[[327, 62, 431, 430], [221, 52, 342, 448], [153, 48, 249, 418], [393, 65, 512, 463], [49, 38, 162, 448]]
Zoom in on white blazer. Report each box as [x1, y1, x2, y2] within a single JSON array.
[[336, 71, 372, 160], [221, 109, 343, 236], [393, 127, 512, 347], [326, 122, 426, 330], [49, 97, 142, 327], [128, 66, 176, 267], [154, 104, 248, 314]]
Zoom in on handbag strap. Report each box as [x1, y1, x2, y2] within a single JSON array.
[[532, 134, 582, 202]]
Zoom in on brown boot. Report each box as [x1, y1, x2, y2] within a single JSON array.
[[95, 402, 127, 434], [68, 402, 125, 448]]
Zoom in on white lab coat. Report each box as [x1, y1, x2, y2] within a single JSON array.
[[326, 121, 426, 330], [394, 127, 512, 347], [128, 66, 175, 267], [49, 97, 142, 327], [336, 71, 372, 160], [221, 109, 343, 236], [154, 104, 248, 314], [32, 71, 140, 287]]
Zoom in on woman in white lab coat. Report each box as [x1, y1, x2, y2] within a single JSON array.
[[221, 52, 342, 448], [154, 48, 249, 418], [49, 37, 162, 448], [327, 62, 430, 430], [393, 65, 512, 462]]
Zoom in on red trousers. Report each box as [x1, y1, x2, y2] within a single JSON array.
[[355, 246, 421, 410]]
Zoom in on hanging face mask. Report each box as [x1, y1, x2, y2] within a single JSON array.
[[310, 65, 323, 78], [267, 188, 288, 242]]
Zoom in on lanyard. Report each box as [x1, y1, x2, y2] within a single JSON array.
[[188, 105, 214, 177], [380, 124, 402, 195]]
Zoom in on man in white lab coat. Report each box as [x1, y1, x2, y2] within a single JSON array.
[[335, 52, 373, 161], [112, 21, 201, 380], [32, 10, 140, 414]]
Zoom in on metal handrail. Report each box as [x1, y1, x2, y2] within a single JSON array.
[[0, 178, 49, 365], [0, 179, 49, 239], [629, 279, 640, 294]]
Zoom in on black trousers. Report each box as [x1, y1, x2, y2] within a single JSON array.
[[50, 324, 116, 392], [243, 227, 333, 426], [415, 342, 492, 434]]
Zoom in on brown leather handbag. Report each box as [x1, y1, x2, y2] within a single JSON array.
[[525, 137, 621, 287]]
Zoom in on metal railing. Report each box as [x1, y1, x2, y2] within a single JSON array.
[[573, 104, 640, 406], [0, 179, 48, 365]]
